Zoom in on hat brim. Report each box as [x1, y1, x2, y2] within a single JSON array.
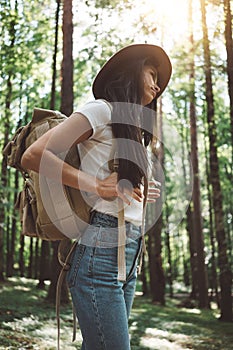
[[92, 44, 172, 100]]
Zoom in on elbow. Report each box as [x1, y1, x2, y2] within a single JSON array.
[[21, 147, 40, 172]]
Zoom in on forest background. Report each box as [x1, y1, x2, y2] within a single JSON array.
[[0, 0, 232, 348]]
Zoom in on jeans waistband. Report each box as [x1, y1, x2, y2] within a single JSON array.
[[80, 211, 141, 247], [91, 210, 141, 231]]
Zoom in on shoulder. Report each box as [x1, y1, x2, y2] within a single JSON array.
[[75, 99, 112, 125]]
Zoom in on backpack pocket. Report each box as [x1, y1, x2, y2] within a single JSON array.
[[15, 178, 38, 237]]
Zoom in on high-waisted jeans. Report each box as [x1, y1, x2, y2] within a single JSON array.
[[66, 211, 142, 350]]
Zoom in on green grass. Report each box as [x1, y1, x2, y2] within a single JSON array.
[[130, 295, 232, 350], [0, 277, 232, 349]]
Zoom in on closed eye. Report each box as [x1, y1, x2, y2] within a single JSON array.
[[150, 70, 157, 83]]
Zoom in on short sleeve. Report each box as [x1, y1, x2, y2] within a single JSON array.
[[75, 99, 112, 139]]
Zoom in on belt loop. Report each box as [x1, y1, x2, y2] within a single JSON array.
[[89, 210, 97, 223]]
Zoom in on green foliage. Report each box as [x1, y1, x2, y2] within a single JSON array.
[[0, 0, 58, 134], [86, 0, 120, 7]]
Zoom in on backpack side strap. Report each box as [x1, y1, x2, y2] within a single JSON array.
[[56, 239, 78, 350]]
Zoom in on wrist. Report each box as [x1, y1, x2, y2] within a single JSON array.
[[95, 178, 102, 196]]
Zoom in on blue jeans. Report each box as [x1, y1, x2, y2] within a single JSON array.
[[67, 211, 142, 350]]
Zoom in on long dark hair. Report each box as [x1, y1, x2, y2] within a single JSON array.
[[103, 57, 156, 190]]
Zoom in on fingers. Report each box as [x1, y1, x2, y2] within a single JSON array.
[[148, 187, 160, 198], [117, 185, 144, 205], [149, 179, 161, 187], [100, 173, 164, 205], [147, 179, 161, 203]]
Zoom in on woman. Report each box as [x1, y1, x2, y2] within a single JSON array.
[[21, 44, 172, 350]]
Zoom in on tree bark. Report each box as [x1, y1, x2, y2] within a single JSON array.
[[0, 77, 12, 282], [6, 170, 19, 277], [204, 136, 220, 306], [46, 241, 70, 304], [50, 0, 61, 110], [223, 0, 233, 148], [28, 237, 34, 278], [19, 235, 25, 277], [186, 204, 198, 299], [37, 241, 51, 289], [189, 0, 209, 308], [148, 99, 166, 305], [0, 0, 18, 282], [60, 0, 73, 116], [200, 0, 232, 321], [165, 204, 173, 298]]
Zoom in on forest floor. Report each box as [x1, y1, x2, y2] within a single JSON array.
[[0, 277, 232, 350]]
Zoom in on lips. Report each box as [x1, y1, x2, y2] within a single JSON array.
[[151, 88, 156, 98]]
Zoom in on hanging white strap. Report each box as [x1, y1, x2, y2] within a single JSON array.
[[117, 198, 126, 281], [138, 178, 148, 274]]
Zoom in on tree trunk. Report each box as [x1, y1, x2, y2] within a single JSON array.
[[189, 0, 209, 308], [6, 169, 19, 277], [50, 0, 61, 110], [34, 239, 39, 279], [28, 238, 34, 278], [37, 241, 51, 289], [148, 216, 165, 305], [200, 0, 232, 321], [141, 253, 148, 296], [6, 214, 11, 277], [60, 0, 73, 116], [186, 204, 198, 299], [19, 235, 25, 277], [0, 76, 13, 282], [165, 204, 173, 298], [148, 99, 166, 305], [47, 241, 69, 303], [223, 0, 233, 148], [204, 136, 220, 306]]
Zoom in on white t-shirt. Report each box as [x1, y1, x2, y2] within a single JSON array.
[[75, 99, 143, 227]]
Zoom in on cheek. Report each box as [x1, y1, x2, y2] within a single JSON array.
[[143, 75, 149, 88]]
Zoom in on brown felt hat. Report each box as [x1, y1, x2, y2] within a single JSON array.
[[92, 44, 172, 100]]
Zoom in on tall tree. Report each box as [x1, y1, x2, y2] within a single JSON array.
[[188, 0, 209, 308], [204, 135, 219, 305], [60, 0, 74, 116], [148, 99, 166, 305], [200, 0, 232, 321], [223, 0, 233, 148], [50, 0, 61, 110], [0, 1, 18, 281]]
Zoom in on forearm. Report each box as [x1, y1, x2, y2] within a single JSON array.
[[21, 148, 99, 194]]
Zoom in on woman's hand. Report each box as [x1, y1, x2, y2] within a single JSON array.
[[96, 172, 144, 205], [146, 180, 161, 203]]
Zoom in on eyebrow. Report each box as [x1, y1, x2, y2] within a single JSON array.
[[146, 64, 157, 74]]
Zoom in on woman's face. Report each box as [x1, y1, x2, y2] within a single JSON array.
[[141, 65, 160, 106]]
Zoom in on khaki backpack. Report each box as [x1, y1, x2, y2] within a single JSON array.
[[4, 107, 91, 242], [4, 107, 92, 349]]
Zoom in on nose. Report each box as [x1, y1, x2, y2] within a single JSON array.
[[154, 83, 160, 92]]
